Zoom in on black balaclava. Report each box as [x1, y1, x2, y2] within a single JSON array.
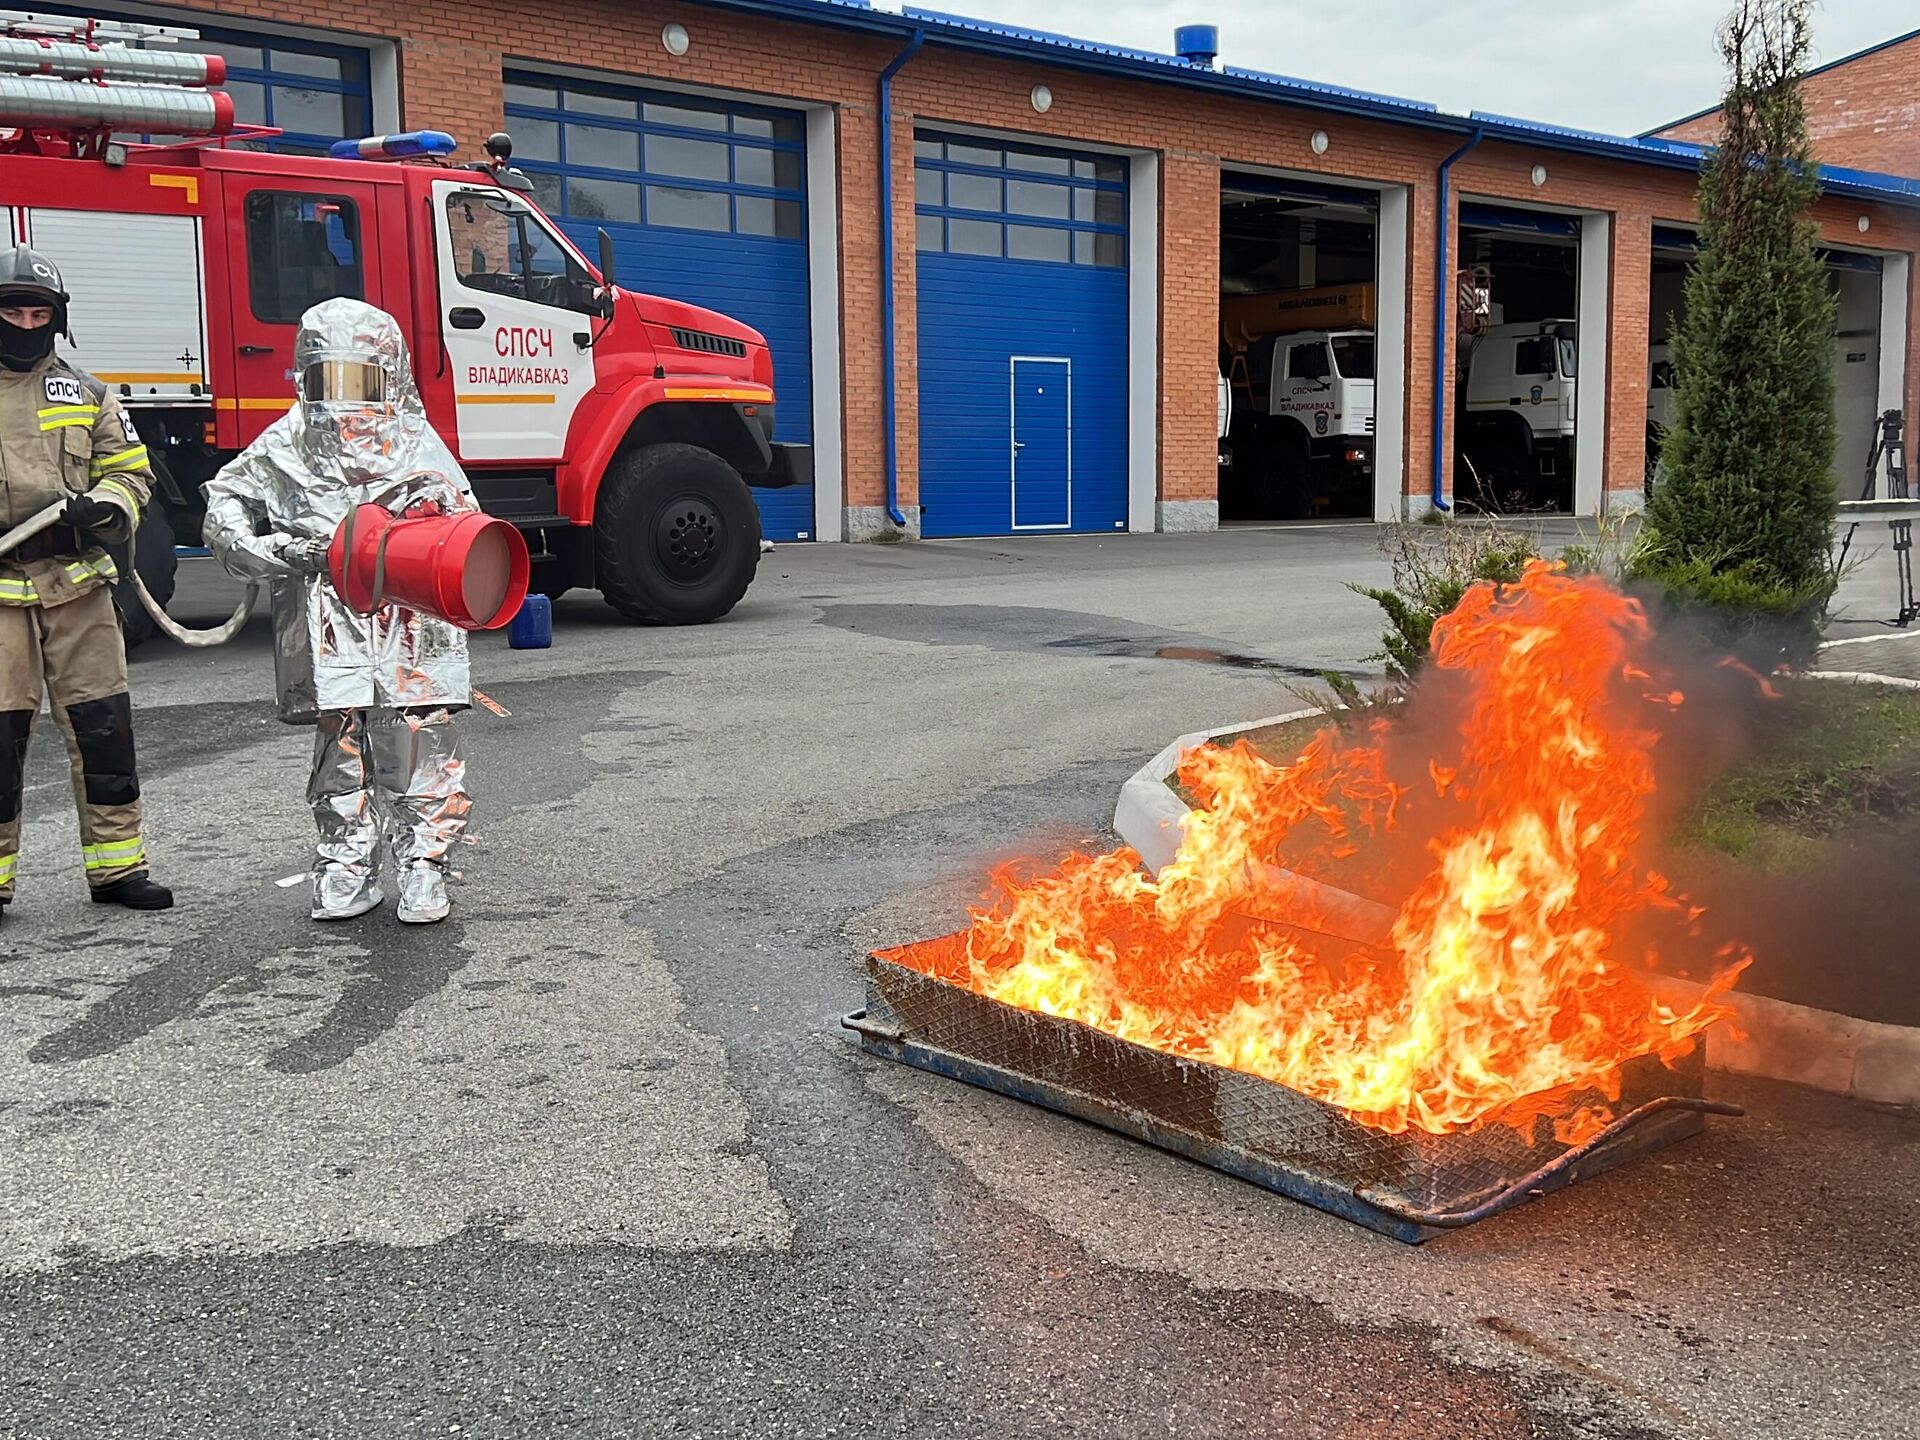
[[0, 294, 59, 372]]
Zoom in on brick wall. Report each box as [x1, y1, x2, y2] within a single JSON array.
[[1658, 31, 1920, 179], [880, 43, 1462, 510], [131, 1, 1920, 523], [1159, 153, 1219, 504]]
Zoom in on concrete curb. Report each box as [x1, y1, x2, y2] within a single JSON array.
[[1112, 710, 1919, 1109], [1112, 708, 1323, 875], [1810, 669, 1920, 691]]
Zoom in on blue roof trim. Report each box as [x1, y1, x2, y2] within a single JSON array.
[[1223, 66, 1437, 116], [901, 6, 1195, 68], [1813, 160, 1920, 202], [1469, 109, 1675, 151], [1635, 136, 1710, 159], [693, 0, 1920, 209]]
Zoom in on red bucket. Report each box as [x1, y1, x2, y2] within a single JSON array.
[[328, 501, 530, 630]]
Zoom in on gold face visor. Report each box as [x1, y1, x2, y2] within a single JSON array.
[[301, 360, 389, 406]]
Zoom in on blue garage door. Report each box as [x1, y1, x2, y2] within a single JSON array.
[[505, 74, 814, 541], [915, 132, 1128, 537]]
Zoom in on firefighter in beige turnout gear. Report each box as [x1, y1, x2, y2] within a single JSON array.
[[0, 245, 173, 922]]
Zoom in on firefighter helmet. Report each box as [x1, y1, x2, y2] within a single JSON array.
[[0, 245, 70, 326]]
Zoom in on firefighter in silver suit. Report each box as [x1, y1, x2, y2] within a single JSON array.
[[203, 299, 474, 924]]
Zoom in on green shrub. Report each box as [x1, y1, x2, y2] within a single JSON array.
[[1317, 522, 1539, 715]]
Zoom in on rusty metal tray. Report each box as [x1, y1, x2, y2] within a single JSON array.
[[846, 948, 1734, 1243]]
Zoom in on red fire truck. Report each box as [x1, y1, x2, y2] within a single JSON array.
[[1, 14, 805, 644]]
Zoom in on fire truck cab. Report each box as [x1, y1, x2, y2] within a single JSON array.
[[2, 18, 801, 643]]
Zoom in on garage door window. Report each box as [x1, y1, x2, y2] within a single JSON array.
[[503, 74, 805, 242], [92, 9, 370, 154], [914, 133, 1125, 268]]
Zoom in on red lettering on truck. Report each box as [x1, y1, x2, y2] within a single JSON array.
[[494, 326, 554, 358]]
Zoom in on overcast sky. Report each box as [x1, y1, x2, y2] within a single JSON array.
[[901, 1, 1913, 135]]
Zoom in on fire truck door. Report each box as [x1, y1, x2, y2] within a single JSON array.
[[432, 179, 598, 463], [1277, 340, 1335, 436], [222, 178, 384, 444]]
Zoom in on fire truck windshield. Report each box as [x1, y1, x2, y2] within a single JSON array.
[[1330, 336, 1374, 381], [445, 191, 596, 314]]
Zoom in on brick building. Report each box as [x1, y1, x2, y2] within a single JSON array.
[[1654, 26, 1920, 179], [50, 0, 1920, 541]]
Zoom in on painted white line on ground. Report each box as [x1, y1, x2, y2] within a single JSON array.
[[1819, 630, 1920, 649]]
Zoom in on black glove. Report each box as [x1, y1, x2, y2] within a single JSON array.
[[64, 492, 122, 535]]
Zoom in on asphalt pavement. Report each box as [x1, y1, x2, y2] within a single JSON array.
[[2, 523, 1914, 1439]]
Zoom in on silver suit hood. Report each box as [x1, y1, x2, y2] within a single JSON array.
[[202, 298, 478, 723]]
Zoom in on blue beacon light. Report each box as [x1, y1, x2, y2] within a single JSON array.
[[329, 131, 458, 161]]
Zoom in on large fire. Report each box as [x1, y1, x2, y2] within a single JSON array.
[[893, 563, 1748, 1142]]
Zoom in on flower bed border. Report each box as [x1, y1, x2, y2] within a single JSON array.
[[1111, 699, 1920, 1109]]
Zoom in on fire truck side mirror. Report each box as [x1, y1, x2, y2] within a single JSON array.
[[596, 228, 618, 290]]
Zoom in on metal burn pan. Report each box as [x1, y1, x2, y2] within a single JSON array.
[[845, 942, 1737, 1244]]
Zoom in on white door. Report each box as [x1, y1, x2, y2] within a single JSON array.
[[432, 179, 599, 463], [1276, 339, 1336, 440]]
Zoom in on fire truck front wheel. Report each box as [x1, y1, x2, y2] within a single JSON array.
[[594, 442, 762, 625]]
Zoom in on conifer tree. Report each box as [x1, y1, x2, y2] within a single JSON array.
[[1640, 0, 1838, 642]]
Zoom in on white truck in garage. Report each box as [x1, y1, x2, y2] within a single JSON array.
[[1219, 284, 1377, 517], [1222, 284, 1582, 515], [1455, 319, 1579, 508]]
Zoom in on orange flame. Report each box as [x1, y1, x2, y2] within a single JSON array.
[[892, 563, 1747, 1140]]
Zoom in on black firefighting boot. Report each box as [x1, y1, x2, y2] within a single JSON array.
[[91, 874, 175, 911]]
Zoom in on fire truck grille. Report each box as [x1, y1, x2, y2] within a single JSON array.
[[1365, 416, 1376, 434], [670, 327, 748, 359], [846, 951, 1715, 1243]]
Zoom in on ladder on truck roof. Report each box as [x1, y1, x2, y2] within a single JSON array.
[[0, 9, 247, 157], [1, 10, 200, 45]]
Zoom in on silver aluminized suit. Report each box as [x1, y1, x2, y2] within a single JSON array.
[[203, 298, 473, 923]]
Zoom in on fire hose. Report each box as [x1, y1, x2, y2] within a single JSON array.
[[0, 500, 257, 647]]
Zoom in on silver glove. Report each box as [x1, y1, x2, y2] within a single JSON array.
[[273, 534, 333, 575]]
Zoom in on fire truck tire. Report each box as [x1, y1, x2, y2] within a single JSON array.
[[1266, 423, 1314, 520], [112, 506, 178, 650], [594, 442, 761, 625]]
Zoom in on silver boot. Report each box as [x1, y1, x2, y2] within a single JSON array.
[[396, 863, 450, 925], [311, 863, 383, 921]]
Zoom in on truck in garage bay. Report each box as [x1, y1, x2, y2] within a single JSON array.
[[1455, 319, 1579, 508], [1220, 271, 1592, 514], [1218, 283, 1377, 517], [0, 13, 805, 644]]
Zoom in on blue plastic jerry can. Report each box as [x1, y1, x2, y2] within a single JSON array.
[[509, 593, 552, 650]]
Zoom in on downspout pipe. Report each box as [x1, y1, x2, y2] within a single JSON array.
[[1431, 128, 1483, 514], [878, 28, 925, 529]]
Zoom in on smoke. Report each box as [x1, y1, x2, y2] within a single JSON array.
[[1300, 575, 1914, 1029], [1672, 824, 1920, 1026]]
